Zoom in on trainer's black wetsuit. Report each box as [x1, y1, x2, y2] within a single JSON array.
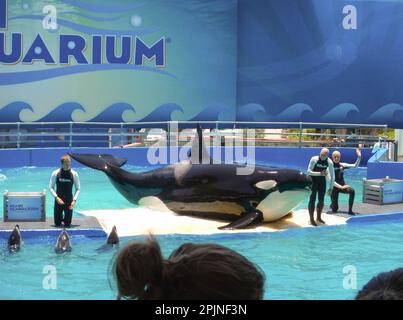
[[307, 155, 334, 224], [330, 163, 355, 213], [50, 169, 80, 227], [55, 169, 74, 227], [330, 156, 360, 214]]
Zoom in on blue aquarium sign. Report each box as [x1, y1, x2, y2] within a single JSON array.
[[0, 0, 237, 124], [3, 191, 46, 222], [0, 0, 165, 66]]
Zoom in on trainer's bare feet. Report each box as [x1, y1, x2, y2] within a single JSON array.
[[317, 218, 326, 224], [310, 219, 317, 226]]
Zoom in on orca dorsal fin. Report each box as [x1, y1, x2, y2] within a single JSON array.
[[189, 124, 212, 164]]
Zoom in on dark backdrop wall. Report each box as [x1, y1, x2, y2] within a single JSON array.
[[237, 0, 403, 128]]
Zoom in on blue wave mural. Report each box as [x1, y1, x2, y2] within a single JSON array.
[[0, 102, 34, 122], [189, 105, 233, 122], [3, 100, 403, 128], [61, 0, 147, 13], [36, 102, 85, 122], [89, 103, 136, 123], [274, 103, 314, 122], [368, 104, 403, 126], [237, 103, 266, 122], [9, 15, 158, 36], [237, 103, 314, 123], [138, 103, 184, 123], [0, 65, 176, 86], [320, 103, 360, 123]]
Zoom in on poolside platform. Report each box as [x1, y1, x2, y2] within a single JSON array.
[[0, 216, 106, 238], [76, 207, 348, 237], [324, 202, 403, 217], [325, 202, 403, 224], [1, 202, 402, 239], [75, 200, 403, 237]]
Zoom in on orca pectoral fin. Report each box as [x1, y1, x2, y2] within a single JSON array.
[[218, 211, 263, 230]]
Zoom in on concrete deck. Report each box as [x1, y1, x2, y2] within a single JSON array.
[[76, 201, 403, 237], [77, 207, 348, 237], [1, 202, 402, 238], [324, 202, 403, 217], [0, 216, 106, 238]]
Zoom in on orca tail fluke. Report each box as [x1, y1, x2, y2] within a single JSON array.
[[218, 211, 263, 230], [69, 153, 127, 172]]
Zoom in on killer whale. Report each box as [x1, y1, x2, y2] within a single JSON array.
[[55, 229, 72, 254], [8, 225, 21, 252], [70, 126, 312, 229]]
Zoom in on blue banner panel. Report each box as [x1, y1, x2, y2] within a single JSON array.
[[0, 0, 237, 125], [0, 0, 6, 29], [237, 0, 403, 128]]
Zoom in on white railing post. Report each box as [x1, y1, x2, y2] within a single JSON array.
[[298, 122, 303, 147], [17, 122, 20, 149], [69, 121, 73, 149], [120, 123, 124, 146]]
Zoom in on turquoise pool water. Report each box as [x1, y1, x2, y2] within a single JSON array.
[[0, 164, 383, 300], [0, 166, 367, 216], [1, 219, 403, 300]]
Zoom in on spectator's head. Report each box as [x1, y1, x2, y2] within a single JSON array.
[[320, 148, 330, 161], [332, 151, 341, 164], [356, 268, 403, 300], [112, 236, 265, 300], [60, 154, 71, 170]]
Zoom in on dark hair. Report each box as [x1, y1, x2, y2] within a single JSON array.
[[356, 268, 403, 300], [112, 236, 265, 300]]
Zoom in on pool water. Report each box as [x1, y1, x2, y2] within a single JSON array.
[[0, 166, 367, 216], [1, 219, 403, 300], [0, 166, 148, 217], [0, 164, 381, 300]]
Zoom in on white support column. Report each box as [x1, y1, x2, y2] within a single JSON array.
[[395, 129, 403, 160]]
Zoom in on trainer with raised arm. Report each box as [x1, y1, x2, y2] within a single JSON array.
[[330, 147, 361, 215], [307, 148, 335, 226], [49, 155, 80, 228]]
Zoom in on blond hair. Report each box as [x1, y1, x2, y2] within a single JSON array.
[[60, 154, 71, 164]]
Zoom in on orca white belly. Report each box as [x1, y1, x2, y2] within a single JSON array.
[[257, 189, 310, 222]]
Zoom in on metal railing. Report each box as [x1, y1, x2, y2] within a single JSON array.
[[0, 120, 391, 151]]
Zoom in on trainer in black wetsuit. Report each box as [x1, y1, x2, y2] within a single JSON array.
[[330, 148, 361, 215], [307, 148, 335, 226], [49, 155, 80, 227]]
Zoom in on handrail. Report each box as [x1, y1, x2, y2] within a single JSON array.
[[0, 120, 389, 127], [0, 120, 390, 150]]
